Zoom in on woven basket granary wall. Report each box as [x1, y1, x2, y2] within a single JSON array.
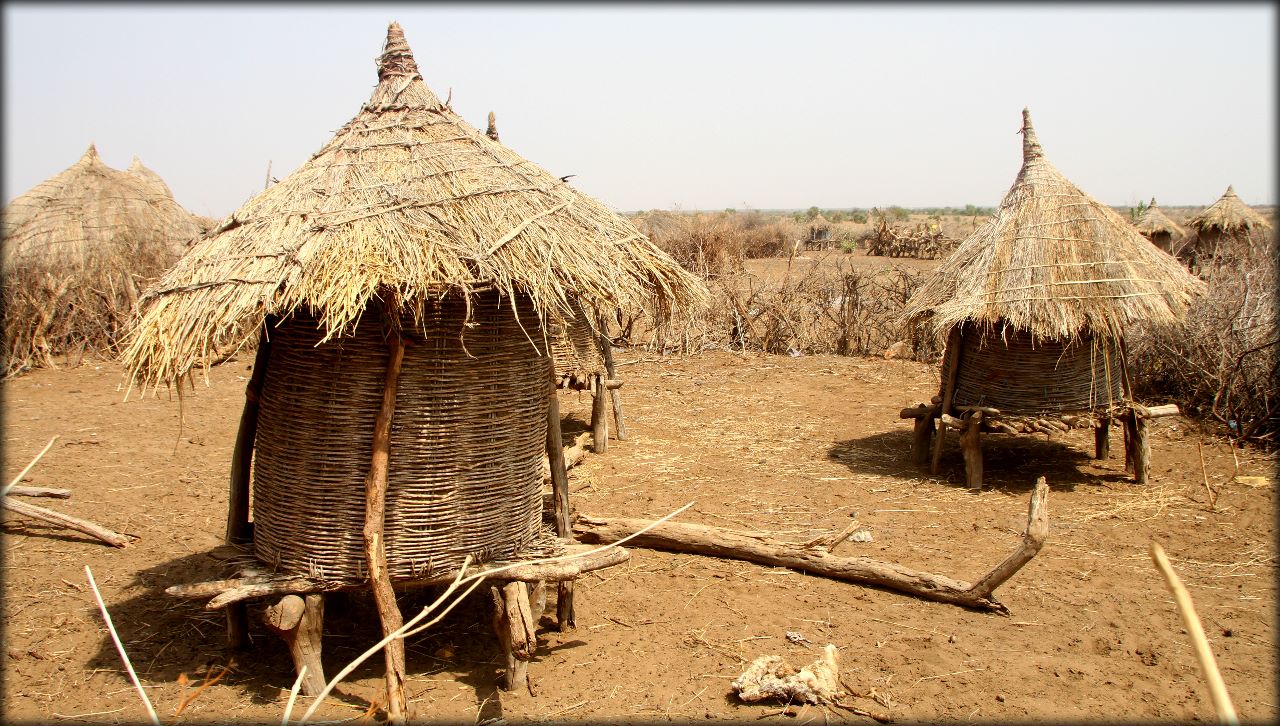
[[548, 297, 604, 382], [251, 290, 552, 581], [947, 326, 1126, 416]]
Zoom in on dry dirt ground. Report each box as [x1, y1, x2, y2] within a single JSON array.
[[2, 347, 1276, 724]]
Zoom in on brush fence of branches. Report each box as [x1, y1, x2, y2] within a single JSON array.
[[252, 290, 558, 581]]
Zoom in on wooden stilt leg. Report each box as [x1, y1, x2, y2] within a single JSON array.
[[600, 333, 627, 441], [1094, 418, 1110, 460], [490, 581, 535, 692], [263, 594, 326, 696], [1123, 415, 1137, 474], [528, 580, 547, 620], [912, 415, 935, 466], [225, 329, 272, 650], [931, 327, 964, 475], [545, 389, 575, 630], [363, 315, 407, 725], [1132, 416, 1151, 485], [590, 375, 608, 454], [960, 413, 984, 488]]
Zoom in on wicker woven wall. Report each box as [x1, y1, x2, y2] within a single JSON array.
[[947, 326, 1126, 416], [252, 291, 552, 581], [548, 296, 604, 381]]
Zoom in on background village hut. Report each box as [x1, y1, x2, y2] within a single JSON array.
[[126, 23, 704, 720], [1174, 185, 1273, 271], [485, 111, 629, 451], [899, 109, 1204, 488], [1133, 197, 1184, 254], [2, 144, 204, 376], [804, 212, 833, 250]]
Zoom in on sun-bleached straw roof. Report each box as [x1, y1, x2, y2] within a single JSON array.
[[1185, 185, 1272, 235], [123, 23, 705, 389], [2, 144, 202, 268], [903, 109, 1204, 342], [1133, 198, 1183, 238]]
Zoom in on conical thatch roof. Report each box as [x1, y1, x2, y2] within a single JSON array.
[[1185, 185, 1272, 235], [2, 144, 202, 268], [809, 213, 831, 230], [903, 109, 1204, 342], [127, 155, 176, 199], [123, 23, 705, 389], [1133, 198, 1183, 238]]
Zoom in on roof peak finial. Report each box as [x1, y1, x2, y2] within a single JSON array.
[[1224, 184, 1236, 197], [1149, 197, 1157, 208], [377, 22, 419, 81], [486, 111, 500, 142], [1020, 108, 1044, 162]]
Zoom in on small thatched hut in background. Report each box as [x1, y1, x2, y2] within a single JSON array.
[[804, 212, 833, 250], [129, 23, 704, 718], [1133, 198, 1184, 254], [2, 144, 204, 375], [900, 110, 1204, 488], [1175, 185, 1273, 271]]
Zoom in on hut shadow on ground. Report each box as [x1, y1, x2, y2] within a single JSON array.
[[829, 427, 1133, 494], [85, 549, 576, 719]]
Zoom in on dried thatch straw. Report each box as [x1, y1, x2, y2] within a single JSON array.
[[2, 145, 205, 374], [485, 111, 500, 142], [122, 23, 706, 391], [903, 109, 1204, 343]]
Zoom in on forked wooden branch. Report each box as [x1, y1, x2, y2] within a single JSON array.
[[573, 478, 1050, 614]]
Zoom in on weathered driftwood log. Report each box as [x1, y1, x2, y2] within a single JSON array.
[[1132, 403, 1180, 419], [2, 496, 131, 547], [573, 478, 1050, 615], [168, 544, 630, 610], [490, 581, 536, 692], [540, 432, 590, 482], [262, 594, 326, 697], [6, 486, 71, 498]]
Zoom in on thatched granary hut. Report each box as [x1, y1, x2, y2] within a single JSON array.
[[1175, 185, 1273, 270], [1133, 198, 1184, 254], [129, 23, 704, 716], [1, 144, 203, 375], [804, 213, 833, 250], [899, 110, 1204, 488]]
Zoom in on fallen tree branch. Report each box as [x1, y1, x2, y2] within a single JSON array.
[[6, 485, 72, 499], [541, 432, 590, 482], [3, 496, 132, 547], [3, 435, 59, 496], [573, 478, 1050, 614]]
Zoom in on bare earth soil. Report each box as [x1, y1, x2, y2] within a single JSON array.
[[3, 348, 1276, 723]]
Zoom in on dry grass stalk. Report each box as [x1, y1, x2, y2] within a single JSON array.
[[3, 146, 204, 376], [1149, 542, 1239, 725], [84, 565, 161, 726], [903, 109, 1205, 345], [122, 23, 706, 393]]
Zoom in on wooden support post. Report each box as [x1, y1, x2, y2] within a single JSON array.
[[263, 594, 326, 697], [1132, 416, 1151, 485], [490, 581, 536, 692], [363, 318, 407, 725], [1123, 414, 1137, 474], [912, 414, 935, 466], [545, 389, 575, 631], [227, 328, 271, 545], [931, 326, 964, 475], [960, 412, 984, 488], [590, 374, 609, 454], [1094, 418, 1110, 460], [600, 331, 627, 441], [225, 328, 271, 651]]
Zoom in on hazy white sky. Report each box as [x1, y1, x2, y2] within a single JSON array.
[[3, 3, 1275, 218]]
